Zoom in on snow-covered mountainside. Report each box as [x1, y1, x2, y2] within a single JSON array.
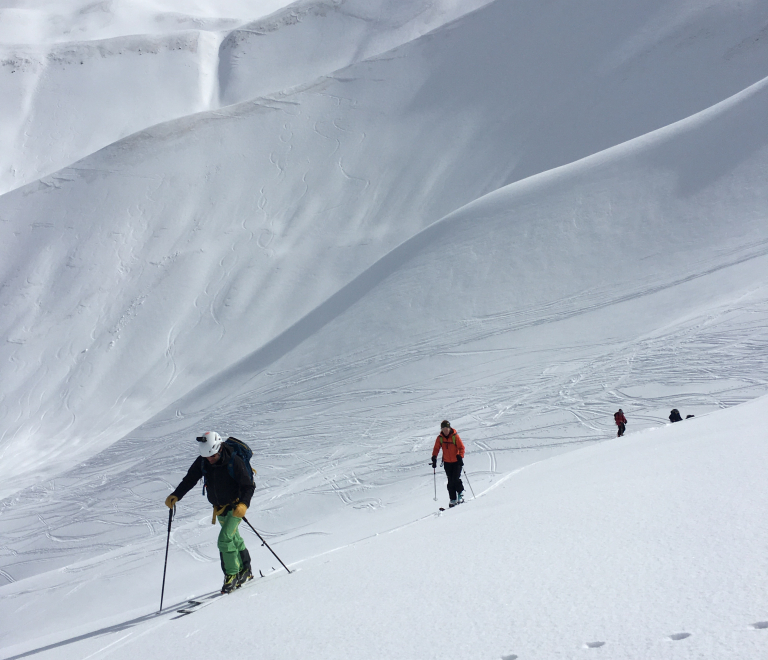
[[2, 0, 767, 497], [2, 394, 767, 659], [0, 0, 291, 194], [1, 0, 768, 658], [0, 0, 491, 193]]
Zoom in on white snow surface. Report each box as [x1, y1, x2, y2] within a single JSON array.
[[0, 0, 490, 193], [1, 0, 768, 658], [2, 397, 767, 659]]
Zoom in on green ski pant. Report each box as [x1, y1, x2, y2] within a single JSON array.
[[217, 511, 247, 575]]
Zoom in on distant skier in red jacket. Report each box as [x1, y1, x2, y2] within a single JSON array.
[[614, 409, 627, 437], [431, 420, 466, 507]]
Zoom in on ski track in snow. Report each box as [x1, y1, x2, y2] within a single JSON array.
[[1, 280, 767, 586], [3, 0, 768, 501], [1, 4, 768, 657]]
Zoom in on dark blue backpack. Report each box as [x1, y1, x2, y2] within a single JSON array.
[[202, 436, 256, 493]]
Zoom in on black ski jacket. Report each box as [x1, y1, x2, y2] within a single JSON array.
[[172, 443, 254, 508]]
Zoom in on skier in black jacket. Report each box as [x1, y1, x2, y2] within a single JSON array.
[[165, 431, 255, 593]]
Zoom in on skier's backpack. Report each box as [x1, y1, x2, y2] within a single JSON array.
[[223, 436, 256, 484], [202, 437, 256, 492], [438, 431, 458, 446]]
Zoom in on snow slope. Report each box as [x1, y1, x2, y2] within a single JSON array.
[[0, 0, 298, 194], [2, 62, 767, 597], [2, 393, 766, 659], [0, 1, 292, 44], [216, 0, 492, 106], [2, 0, 768, 497], [0, 0, 492, 193], [1, 1, 768, 657]]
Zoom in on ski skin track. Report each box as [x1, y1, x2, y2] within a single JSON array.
[[438, 499, 469, 513], [173, 576, 257, 618], [173, 493, 475, 609], [174, 593, 222, 617], [173, 468, 504, 618]]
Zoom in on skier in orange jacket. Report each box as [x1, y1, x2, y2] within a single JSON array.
[[431, 420, 466, 507]]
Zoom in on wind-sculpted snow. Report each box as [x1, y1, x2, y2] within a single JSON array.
[[2, 0, 768, 498], [1, 2, 768, 656], [0, 0, 300, 194], [2, 73, 768, 590], [0, 31, 221, 193], [217, 0, 492, 106], [0, 0, 492, 193], [0, 1, 291, 45]]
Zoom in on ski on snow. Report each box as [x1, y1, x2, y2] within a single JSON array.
[[174, 593, 222, 617], [173, 578, 257, 618], [438, 500, 467, 512]]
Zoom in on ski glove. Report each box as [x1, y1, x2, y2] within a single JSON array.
[[430, 456, 437, 469], [233, 502, 248, 518], [165, 494, 179, 509], [456, 456, 464, 468]]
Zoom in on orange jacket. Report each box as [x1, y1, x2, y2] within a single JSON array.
[[432, 429, 465, 463]]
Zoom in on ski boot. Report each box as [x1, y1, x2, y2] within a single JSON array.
[[221, 573, 239, 594], [457, 491, 465, 504], [236, 549, 254, 587], [448, 499, 458, 508]]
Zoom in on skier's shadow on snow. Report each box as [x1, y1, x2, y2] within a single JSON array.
[[3, 592, 218, 660]]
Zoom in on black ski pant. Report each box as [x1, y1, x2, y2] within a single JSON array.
[[617, 423, 625, 437], [220, 548, 251, 575], [443, 461, 464, 501]]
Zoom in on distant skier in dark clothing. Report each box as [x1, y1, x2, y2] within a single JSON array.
[[165, 431, 255, 593], [669, 409, 683, 423], [614, 409, 627, 437], [431, 420, 466, 507]]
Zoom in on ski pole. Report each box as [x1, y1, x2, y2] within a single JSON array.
[[159, 504, 175, 612], [242, 517, 291, 574], [433, 467, 437, 501], [463, 468, 476, 499]]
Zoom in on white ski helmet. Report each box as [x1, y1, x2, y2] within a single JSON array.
[[197, 431, 223, 457]]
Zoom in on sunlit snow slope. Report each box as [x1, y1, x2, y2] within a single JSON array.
[[0, 0, 491, 193], [2, 64, 768, 588], [1, 0, 768, 657], [2, 393, 766, 659], [0, 0, 296, 194], [2, 0, 768, 498]]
